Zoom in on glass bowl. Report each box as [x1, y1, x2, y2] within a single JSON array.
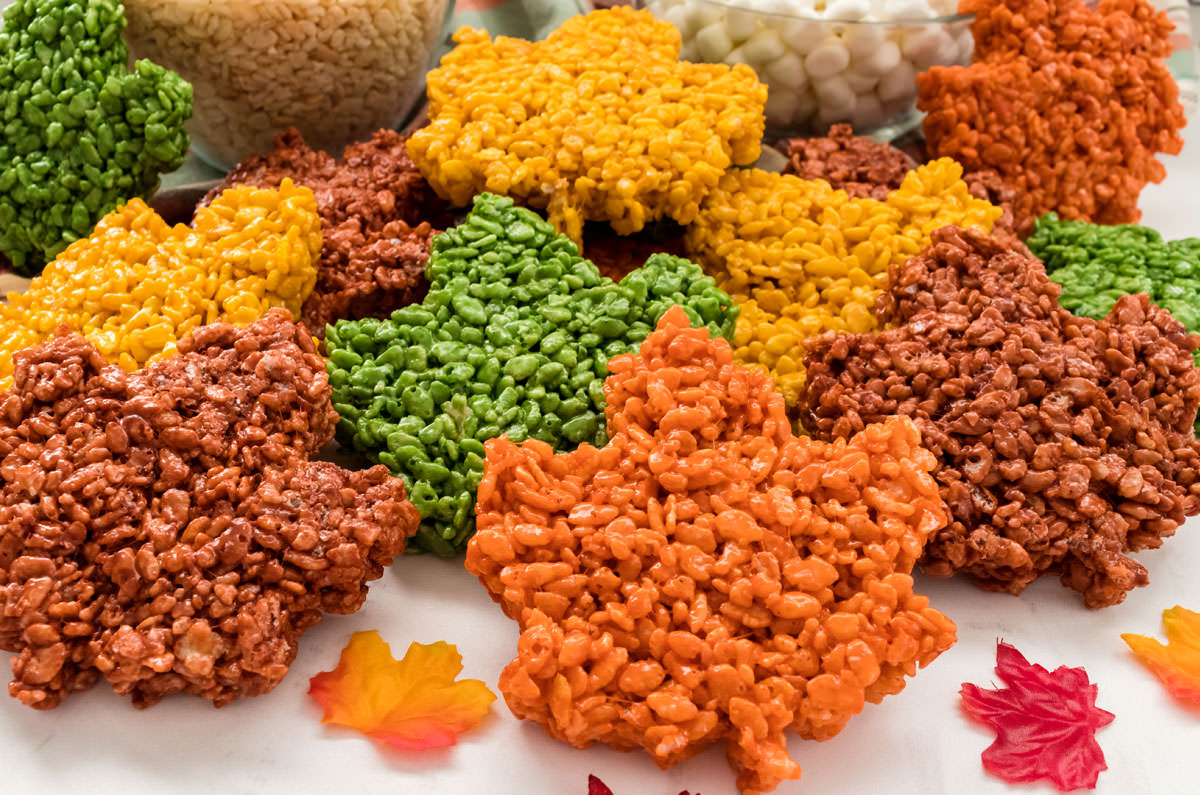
[[122, 0, 455, 170], [641, 0, 974, 140]]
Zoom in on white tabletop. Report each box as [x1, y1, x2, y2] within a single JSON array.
[[2, 132, 1200, 795]]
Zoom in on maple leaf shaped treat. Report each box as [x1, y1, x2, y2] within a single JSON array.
[[325, 193, 737, 556], [0, 310, 418, 709], [407, 7, 766, 242], [801, 226, 1200, 607], [309, 631, 496, 750], [917, 0, 1185, 234], [0, 0, 192, 273], [1122, 606, 1200, 706], [961, 642, 1115, 792], [467, 307, 957, 795]]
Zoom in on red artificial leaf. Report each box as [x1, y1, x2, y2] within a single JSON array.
[[960, 641, 1114, 792], [1122, 605, 1200, 705], [587, 775, 700, 795], [308, 631, 495, 751]]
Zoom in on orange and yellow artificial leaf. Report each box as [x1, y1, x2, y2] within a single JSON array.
[[1122, 606, 1200, 706], [308, 631, 496, 750]]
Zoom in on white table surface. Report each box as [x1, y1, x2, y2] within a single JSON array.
[[3, 87, 1200, 795]]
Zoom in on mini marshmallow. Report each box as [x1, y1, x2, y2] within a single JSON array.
[[929, 27, 961, 67], [695, 22, 735, 62], [900, 25, 957, 70], [824, 0, 871, 21], [877, 57, 917, 103], [844, 69, 879, 93], [764, 85, 800, 125], [887, 0, 937, 20], [724, 46, 749, 68], [843, 22, 887, 59], [723, 0, 762, 42], [813, 73, 856, 115], [899, 25, 937, 60], [792, 86, 818, 122], [661, 4, 698, 40], [752, 0, 785, 13], [741, 29, 787, 67], [804, 36, 851, 80], [764, 50, 809, 89], [882, 94, 913, 119], [818, 102, 855, 127], [954, 26, 975, 62], [782, 18, 829, 53], [851, 38, 900, 76], [851, 91, 886, 129], [682, 0, 724, 30], [771, 0, 816, 14]]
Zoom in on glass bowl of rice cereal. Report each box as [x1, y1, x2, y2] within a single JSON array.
[[122, 0, 455, 169]]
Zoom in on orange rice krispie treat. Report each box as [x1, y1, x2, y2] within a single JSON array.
[[467, 307, 957, 795]]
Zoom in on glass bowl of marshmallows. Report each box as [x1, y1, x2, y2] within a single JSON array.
[[121, 0, 455, 170], [641, 0, 974, 139]]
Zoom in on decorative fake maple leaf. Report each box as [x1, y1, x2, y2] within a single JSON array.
[[1122, 606, 1200, 706], [308, 631, 496, 750], [960, 642, 1114, 792], [587, 775, 699, 795]]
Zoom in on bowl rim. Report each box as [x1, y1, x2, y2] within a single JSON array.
[[685, 0, 975, 26]]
